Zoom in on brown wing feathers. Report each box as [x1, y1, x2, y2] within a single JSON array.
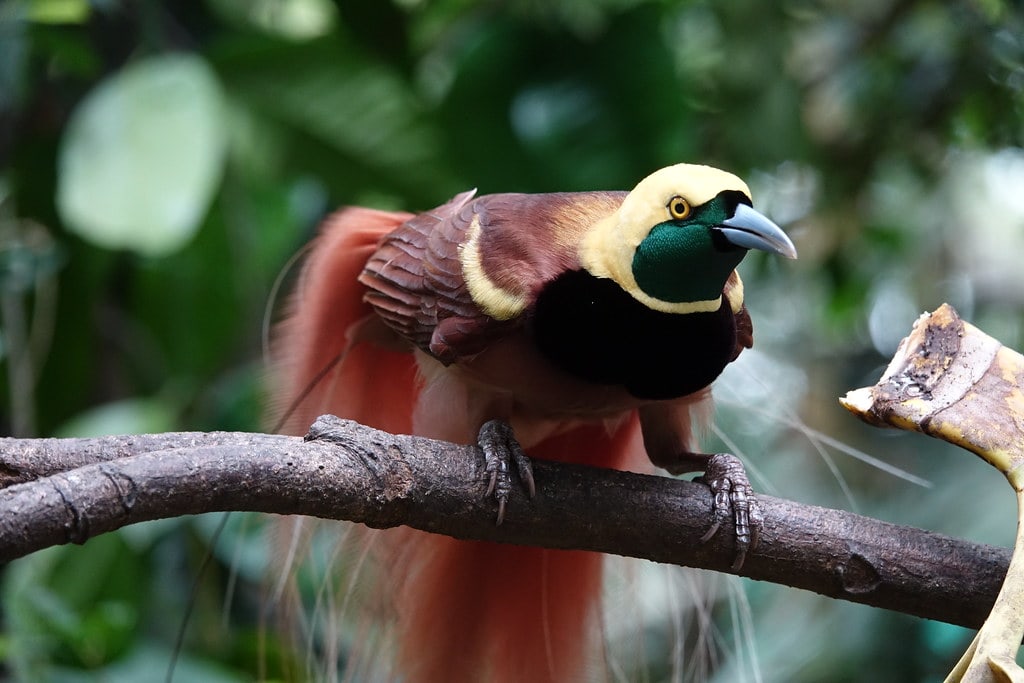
[[359, 188, 753, 367], [359, 190, 477, 356], [472, 192, 626, 298]]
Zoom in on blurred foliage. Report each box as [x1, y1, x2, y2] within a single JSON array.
[[0, 0, 1023, 680]]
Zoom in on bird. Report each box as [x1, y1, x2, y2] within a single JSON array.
[[273, 163, 797, 683]]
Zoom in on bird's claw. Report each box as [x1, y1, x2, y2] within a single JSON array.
[[478, 419, 535, 524], [696, 453, 763, 571]]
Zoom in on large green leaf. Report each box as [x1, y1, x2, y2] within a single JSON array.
[[56, 54, 226, 256], [25, 0, 90, 24]]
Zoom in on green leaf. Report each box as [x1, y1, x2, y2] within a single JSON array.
[[209, 0, 337, 41], [53, 398, 179, 438], [26, 0, 90, 24], [3, 536, 146, 675], [57, 54, 226, 256]]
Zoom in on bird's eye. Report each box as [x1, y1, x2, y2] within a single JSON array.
[[667, 196, 691, 220]]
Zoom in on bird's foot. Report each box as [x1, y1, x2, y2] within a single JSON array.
[[696, 453, 763, 571], [477, 419, 536, 524]]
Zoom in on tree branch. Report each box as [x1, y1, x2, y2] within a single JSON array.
[[842, 303, 1024, 681], [0, 415, 1008, 632]]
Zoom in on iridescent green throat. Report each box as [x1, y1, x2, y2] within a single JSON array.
[[631, 200, 745, 304]]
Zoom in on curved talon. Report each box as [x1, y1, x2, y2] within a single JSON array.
[[699, 520, 722, 544], [478, 419, 535, 524], [698, 453, 763, 571]]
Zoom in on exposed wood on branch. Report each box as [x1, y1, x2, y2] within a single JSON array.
[[842, 304, 1024, 682]]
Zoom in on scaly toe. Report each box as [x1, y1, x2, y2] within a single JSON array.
[[477, 419, 535, 524]]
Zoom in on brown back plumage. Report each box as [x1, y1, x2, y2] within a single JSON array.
[[359, 190, 629, 363]]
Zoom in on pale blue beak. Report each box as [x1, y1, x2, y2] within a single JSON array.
[[716, 204, 798, 259]]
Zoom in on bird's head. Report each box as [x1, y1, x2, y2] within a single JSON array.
[[580, 163, 797, 314]]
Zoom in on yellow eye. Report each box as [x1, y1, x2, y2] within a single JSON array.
[[667, 196, 691, 220]]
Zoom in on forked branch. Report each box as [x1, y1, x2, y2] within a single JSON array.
[[0, 413, 1009, 633]]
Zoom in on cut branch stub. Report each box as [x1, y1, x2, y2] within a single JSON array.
[[840, 303, 1024, 683], [841, 303, 1024, 490]]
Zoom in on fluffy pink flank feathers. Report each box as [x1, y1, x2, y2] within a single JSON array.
[[275, 205, 647, 683], [387, 419, 642, 683], [275, 207, 417, 438]]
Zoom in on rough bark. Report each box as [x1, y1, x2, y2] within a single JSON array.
[[0, 415, 1009, 632]]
